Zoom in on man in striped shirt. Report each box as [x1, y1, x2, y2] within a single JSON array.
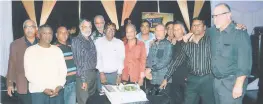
[[160, 17, 215, 104], [54, 26, 77, 104]]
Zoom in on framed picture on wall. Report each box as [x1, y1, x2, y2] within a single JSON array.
[[142, 12, 174, 31]]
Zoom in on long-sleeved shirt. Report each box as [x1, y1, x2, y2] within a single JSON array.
[[136, 32, 155, 55], [6, 36, 38, 94], [208, 22, 252, 78], [122, 40, 147, 83], [54, 42, 77, 84], [171, 40, 189, 84], [24, 44, 67, 93], [71, 34, 97, 82], [164, 34, 212, 80], [147, 39, 173, 85], [95, 36, 125, 74]]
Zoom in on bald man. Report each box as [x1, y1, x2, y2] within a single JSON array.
[[146, 24, 173, 103], [209, 3, 252, 104], [54, 26, 77, 104], [6, 19, 38, 104]]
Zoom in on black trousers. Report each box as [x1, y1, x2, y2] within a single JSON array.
[[257, 77, 263, 104], [184, 74, 215, 104], [147, 83, 172, 104], [17, 91, 32, 104], [171, 67, 188, 104]]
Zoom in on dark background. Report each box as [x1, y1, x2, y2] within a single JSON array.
[[12, 1, 211, 40]]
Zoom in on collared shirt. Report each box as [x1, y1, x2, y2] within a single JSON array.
[[136, 32, 156, 55], [91, 30, 104, 42], [71, 34, 97, 82], [24, 44, 67, 93], [25, 37, 38, 47], [6, 36, 38, 94], [54, 41, 77, 84], [122, 40, 147, 83], [165, 34, 212, 80], [147, 39, 173, 85], [208, 22, 252, 78], [171, 40, 189, 83], [95, 36, 125, 74]]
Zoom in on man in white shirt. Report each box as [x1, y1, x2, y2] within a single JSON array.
[[24, 24, 67, 104], [95, 23, 125, 89]]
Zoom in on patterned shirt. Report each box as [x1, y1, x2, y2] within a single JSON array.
[[147, 39, 173, 85], [164, 34, 212, 80], [54, 41, 77, 84], [71, 34, 97, 82]]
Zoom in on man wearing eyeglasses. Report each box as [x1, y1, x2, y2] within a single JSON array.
[[209, 3, 252, 104], [6, 19, 38, 104]]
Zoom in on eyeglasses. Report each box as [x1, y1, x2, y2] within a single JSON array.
[[212, 12, 230, 18], [24, 25, 36, 29]]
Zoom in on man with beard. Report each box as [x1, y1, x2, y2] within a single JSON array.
[[91, 15, 105, 41], [71, 19, 97, 104]]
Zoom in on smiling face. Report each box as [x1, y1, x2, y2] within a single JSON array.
[[166, 24, 173, 37], [126, 24, 137, 40], [80, 20, 92, 37], [155, 25, 166, 40], [39, 27, 53, 44], [140, 22, 150, 35], [57, 27, 69, 43], [94, 16, 105, 32], [105, 24, 116, 40], [213, 4, 232, 29], [191, 20, 206, 36], [23, 20, 37, 38]]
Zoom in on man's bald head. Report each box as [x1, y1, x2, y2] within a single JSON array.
[[213, 3, 232, 29], [155, 24, 166, 40]]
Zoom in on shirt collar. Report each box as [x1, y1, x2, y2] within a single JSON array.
[[224, 22, 235, 33], [216, 21, 235, 33], [137, 32, 155, 41], [54, 41, 70, 46], [25, 36, 38, 47]]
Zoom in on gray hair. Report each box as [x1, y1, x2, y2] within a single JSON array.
[[23, 19, 37, 28], [174, 21, 186, 34], [155, 23, 165, 30], [126, 24, 137, 33], [79, 19, 92, 28], [93, 15, 105, 24]]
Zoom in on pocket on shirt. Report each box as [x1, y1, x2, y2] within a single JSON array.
[[221, 44, 233, 57], [156, 49, 164, 58]]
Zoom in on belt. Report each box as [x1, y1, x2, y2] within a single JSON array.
[[214, 74, 234, 79], [87, 69, 98, 72]]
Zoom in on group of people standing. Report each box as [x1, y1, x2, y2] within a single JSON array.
[[6, 3, 251, 104]]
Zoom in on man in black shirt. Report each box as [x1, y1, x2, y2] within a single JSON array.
[[160, 18, 215, 104]]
